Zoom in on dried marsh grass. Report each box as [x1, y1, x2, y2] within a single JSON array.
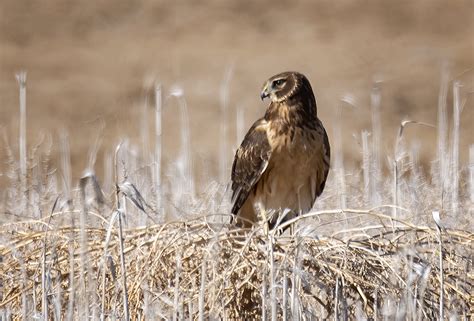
[[0, 210, 472, 320], [1, 71, 473, 319]]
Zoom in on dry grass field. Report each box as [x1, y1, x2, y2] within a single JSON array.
[[0, 0, 473, 320]]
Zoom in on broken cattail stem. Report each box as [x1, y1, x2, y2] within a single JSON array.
[[16, 72, 27, 176], [177, 93, 194, 199], [154, 84, 163, 218], [451, 81, 461, 215], [16, 72, 27, 215], [361, 131, 370, 206], [437, 68, 449, 206], [219, 65, 234, 184], [370, 82, 382, 206], [141, 98, 150, 163], [334, 102, 346, 209], [59, 130, 72, 207]]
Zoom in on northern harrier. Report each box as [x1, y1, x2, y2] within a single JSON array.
[[231, 71, 330, 230]]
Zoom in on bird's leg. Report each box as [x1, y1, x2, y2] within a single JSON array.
[[257, 202, 269, 237], [289, 209, 302, 237]]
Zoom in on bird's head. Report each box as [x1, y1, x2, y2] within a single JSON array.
[[260, 71, 311, 103]]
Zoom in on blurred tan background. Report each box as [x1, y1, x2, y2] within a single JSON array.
[[0, 0, 473, 183]]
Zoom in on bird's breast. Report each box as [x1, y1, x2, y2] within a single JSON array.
[[249, 121, 328, 221], [268, 122, 320, 155], [264, 124, 324, 193], [254, 135, 323, 217]]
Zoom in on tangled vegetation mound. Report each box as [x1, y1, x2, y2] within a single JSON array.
[[1, 210, 472, 320]]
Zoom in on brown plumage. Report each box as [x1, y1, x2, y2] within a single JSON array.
[[231, 71, 330, 229]]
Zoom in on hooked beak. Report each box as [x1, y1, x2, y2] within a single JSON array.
[[260, 84, 270, 101]]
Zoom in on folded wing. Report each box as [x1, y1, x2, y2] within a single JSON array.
[[231, 119, 272, 215]]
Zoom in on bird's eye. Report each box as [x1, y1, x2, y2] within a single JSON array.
[[273, 79, 285, 87]]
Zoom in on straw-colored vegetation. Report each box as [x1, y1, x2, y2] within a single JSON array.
[[1, 210, 473, 320], [1, 1, 473, 319], [0, 69, 473, 320]]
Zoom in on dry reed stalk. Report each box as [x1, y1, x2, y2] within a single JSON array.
[[140, 98, 150, 165], [334, 102, 346, 210], [361, 130, 370, 206], [15, 72, 27, 213], [59, 130, 72, 212], [437, 67, 449, 207], [154, 84, 163, 219], [173, 89, 194, 199], [451, 81, 462, 215], [219, 65, 234, 185], [370, 82, 382, 207]]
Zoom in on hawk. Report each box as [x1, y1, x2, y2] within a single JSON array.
[[231, 71, 330, 230]]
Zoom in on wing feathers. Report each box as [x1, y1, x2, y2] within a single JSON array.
[[231, 119, 272, 215], [316, 124, 331, 198]]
